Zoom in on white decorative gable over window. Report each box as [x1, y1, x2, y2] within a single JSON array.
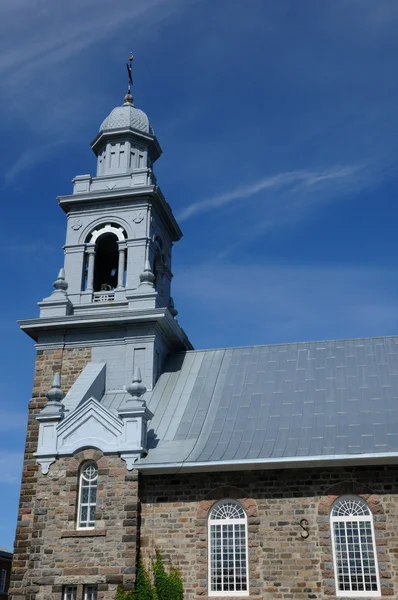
[[35, 367, 154, 474], [208, 500, 248, 596], [331, 495, 380, 597]]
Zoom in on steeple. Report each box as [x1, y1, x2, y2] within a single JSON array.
[[91, 53, 160, 178], [20, 56, 192, 393]]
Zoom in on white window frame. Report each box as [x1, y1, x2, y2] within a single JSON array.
[[84, 584, 98, 600], [0, 569, 6, 593], [63, 585, 77, 600], [330, 495, 381, 597], [77, 462, 98, 530], [208, 499, 249, 597]]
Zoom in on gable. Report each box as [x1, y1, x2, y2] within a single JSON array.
[[57, 396, 123, 454]]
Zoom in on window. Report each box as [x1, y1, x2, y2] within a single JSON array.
[[331, 495, 380, 597], [84, 585, 98, 600], [0, 569, 6, 593], [208, 500, 248, 596], [77, 462, 98, 529], [63, 586, 77, 600]]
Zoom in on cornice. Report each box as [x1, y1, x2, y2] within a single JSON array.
[[136, 452, 398, 475], [19, 307, 193, 350], [58, 185, 182, 241]]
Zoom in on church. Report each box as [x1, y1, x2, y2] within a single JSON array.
[[9, 61, 398, 600]]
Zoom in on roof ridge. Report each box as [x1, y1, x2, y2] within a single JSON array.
[[180, 334, 398, 354]]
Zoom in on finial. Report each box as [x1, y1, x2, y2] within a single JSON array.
[[139, 259, 155, 288], [46, 372, 65, 403], [53, 268, 68, 292], [126, 368, 147, 399], [125, 52, 134, 104]]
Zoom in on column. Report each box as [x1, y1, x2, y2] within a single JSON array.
[[86, 244, 96, 292], [117, 242, 126, 288]]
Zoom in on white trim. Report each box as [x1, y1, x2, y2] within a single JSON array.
[[330, 495, 381, 597], [135, 451, 398, 474], [88, 223, 126, 243], [208, 500, 249, 597]]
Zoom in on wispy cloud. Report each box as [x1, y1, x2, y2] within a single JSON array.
[[174, 262, 398, 348], [0, 0, 190, 180], [0, 0, 173, 86], [0, 241, 59, 256], [177, 165, 363, 222], [4, 142, 64, 184]]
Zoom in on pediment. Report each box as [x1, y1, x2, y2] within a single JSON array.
[[57, 396, 123, 454]]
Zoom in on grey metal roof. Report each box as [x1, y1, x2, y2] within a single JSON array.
[[135, 336, 398, 469], [0, 547, 12, 558]]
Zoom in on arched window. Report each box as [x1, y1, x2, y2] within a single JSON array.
[[82, 223, 127, 295], [331, 495, 380, 597], [208, 500, 248, 596], [77, 462, 98, 529]]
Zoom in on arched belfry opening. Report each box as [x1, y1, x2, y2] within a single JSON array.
[[82, 223, 127, 297], [94, 233, 119, 291]]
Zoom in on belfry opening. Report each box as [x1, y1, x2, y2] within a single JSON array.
[[93, 233, 119, 291], [82, 223, 128, 294]]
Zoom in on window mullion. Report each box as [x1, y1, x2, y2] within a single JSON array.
[[232, 523, 236, 592], [221, 522, 224, 592], [358, 520, 366, 592], [345, 520, 353, 593]]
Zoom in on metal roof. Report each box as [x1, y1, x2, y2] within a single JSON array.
[[134, 336, 398, 470], [0, 547, 12, 558]]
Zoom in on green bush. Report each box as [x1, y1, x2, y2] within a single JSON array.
[[115, 584, 127, 600], [167, 564, 184, 600], [135, 558, 154, 600], [114, 552, 184, 600], [153, 551, 168, 600], [153, 551, 184, 600]]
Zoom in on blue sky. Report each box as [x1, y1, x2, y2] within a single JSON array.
[[1, 0, 398, 550]]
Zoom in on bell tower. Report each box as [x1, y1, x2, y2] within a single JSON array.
[[53, 67, 176, 313], [22, 58, 191, 395], [10, 58, 192, 600]]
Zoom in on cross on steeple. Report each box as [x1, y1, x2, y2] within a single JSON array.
[[126, 52, 134, 95]]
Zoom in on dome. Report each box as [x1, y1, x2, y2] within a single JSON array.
[[100, 99, 153, 135]]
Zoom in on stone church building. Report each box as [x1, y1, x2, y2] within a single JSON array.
[[10, 73, 398, 600]]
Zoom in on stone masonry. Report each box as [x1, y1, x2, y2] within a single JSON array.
[[139, 465, 398, 600], [9, 346, 398, 600], [10, 347, 141, 600], [9, 344, 398, 600]]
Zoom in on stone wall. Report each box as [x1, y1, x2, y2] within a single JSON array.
[[29, 449, 138, 600], [9, 347, 92, 600], [139, 466, 398, 600], [10, 346, 398, 600]]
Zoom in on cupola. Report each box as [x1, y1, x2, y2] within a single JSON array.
[[91, 89, 161, 177], [100, 97, 153, 134]]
